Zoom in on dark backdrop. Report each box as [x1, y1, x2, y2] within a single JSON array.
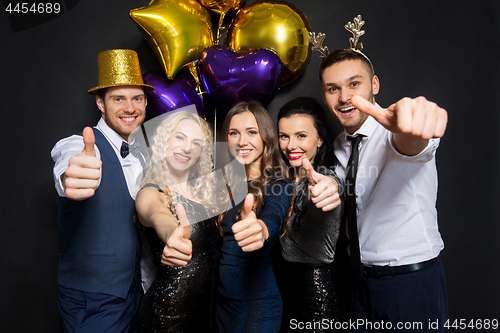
[[1, 1, 499, 331]]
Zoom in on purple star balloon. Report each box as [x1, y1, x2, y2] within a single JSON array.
[[143, 70, 210, 119], [198, 46, 282, 115]]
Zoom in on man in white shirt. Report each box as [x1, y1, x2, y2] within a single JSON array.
[[51, 49, 153, 332], [319, 46, 448, 331]]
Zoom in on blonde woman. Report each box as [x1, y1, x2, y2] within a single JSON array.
[[135, 111, 220, 332]]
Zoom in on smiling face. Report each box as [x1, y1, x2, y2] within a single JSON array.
[[96, 86, 147, 141], [321, 59, 379, 134], [227, 111, 264, 168], [278, 114, 323, 171], [165, 118, 204, 176]]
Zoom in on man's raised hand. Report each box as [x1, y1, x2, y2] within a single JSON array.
[[352, 95, 447, 139], [63, 127, 102, 200], [351, 95, 447, 155], [302, 158, 340, 212]]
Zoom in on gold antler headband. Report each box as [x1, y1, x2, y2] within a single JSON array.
[[344, 15, 374, 73], [308, 32, 329, 60], [309, 15, 374, 73]]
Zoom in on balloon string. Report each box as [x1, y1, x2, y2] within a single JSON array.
[[188, 62, 205, 97], [216, 11, 227, 45], [213, 109, 217, 169]]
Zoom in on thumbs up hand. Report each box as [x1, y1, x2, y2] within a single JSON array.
[[232, 194, 269, 252], [161, 204, 193, 267], [63, 127, 102, 200], [302, 157, 321, 185], [302, 158, 340, 212], [351, 95, 447, 155]]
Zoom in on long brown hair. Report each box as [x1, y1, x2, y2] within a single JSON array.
[[217, 101, 291, 222]]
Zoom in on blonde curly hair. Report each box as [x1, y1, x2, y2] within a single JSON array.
[[141, 111, 215, 217]]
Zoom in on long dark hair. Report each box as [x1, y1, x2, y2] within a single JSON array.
[[277, 97, 335, 231], [277, 97, 334, 169], [218, 101, 290, 222]]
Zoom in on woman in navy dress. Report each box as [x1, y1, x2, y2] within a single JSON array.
[[215, 101, 293, 333]]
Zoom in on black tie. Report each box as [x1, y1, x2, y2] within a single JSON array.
[[345, 135, 364, 280], [120, 141, 141, 158]]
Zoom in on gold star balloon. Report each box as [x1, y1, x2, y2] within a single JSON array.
[[130, 0, 214, 79], [226, 1, 312, 86]]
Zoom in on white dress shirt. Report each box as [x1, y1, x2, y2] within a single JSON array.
[[51, 118, 143, 199], [334, 116, 444, 266]]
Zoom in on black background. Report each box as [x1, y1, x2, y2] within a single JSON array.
[[1, 0, 499, 331]]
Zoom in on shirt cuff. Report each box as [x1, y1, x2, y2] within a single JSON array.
[[388, 134, 440, 163]]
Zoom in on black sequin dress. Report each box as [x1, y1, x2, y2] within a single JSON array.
[[139, 194, 221, 333]]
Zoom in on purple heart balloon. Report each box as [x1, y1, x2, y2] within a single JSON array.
[[143, 70, 210, 119], [198, 46, 282, 115]]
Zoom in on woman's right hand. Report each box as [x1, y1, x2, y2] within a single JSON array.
[[232, 194, 269, 252], [161, 204, 193, 266]]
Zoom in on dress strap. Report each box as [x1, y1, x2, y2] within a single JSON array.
[[142, 183, 163, 193]]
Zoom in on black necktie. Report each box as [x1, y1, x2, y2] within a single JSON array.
[[120, 141, 141, 158], [345, 135, 364, 280]]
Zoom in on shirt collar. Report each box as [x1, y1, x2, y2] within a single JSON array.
[[96, 118, 129, 151]]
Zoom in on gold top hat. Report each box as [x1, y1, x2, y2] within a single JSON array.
[[87, 49, 154, 94]]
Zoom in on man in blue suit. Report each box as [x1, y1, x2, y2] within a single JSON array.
[[51, 49, 154, 332]]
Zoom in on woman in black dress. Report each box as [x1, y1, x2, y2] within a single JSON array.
[[135, 110, 221, 332], [276, 97, 348, 332]]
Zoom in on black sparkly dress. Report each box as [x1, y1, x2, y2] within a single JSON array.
[[277, 169, 348, 332], [139, 194, 221, 333]]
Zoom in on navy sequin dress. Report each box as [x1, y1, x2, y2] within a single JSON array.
[[216, 178, 292, 333], [139, 194, 221, 333]]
